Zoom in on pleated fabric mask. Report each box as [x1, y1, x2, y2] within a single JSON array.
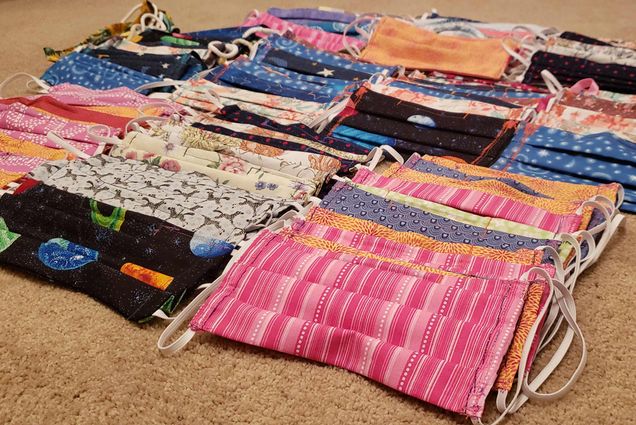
[[358, 17, 516, 80], [161, 226, 537, 421], [0, 182, 230, 321], [30, 155, 294, 246]]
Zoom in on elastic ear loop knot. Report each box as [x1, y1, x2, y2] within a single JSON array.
[[365, 145, 404, 171], [204, 41, 240, 62]]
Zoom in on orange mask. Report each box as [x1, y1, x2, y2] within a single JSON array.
[[360, 17, 516, 80]]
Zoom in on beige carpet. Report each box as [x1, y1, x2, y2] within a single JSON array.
[[0, 1, 635, 424]]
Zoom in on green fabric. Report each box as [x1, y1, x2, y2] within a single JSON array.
[[0, 217, 20, 253], [90, 199, 126, 231]]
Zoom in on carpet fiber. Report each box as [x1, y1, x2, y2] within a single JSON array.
[[0, 1, 634, 424]]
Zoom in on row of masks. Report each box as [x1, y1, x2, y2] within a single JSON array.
[[159, 150, 624, 423]]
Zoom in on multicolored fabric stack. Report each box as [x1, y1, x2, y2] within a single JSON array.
[[0, 1, 632, 423]]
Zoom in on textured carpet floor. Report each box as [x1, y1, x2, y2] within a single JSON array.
[[0, 1, 635, 424]]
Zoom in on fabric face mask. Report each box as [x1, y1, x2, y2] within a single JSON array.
[[0, 101, 111, 156], [85, 48, 206, 80], [254, 34, 395, 76], [325, 86, 518, 166], [418, 153, 621, 206], [0, 182, 230, 322], [492, 124, 635, 210], [401, 153, 552, 199], [149, 121, 341, 186], [320, 181, 561, 253], [544, 37, 636, 67], [110, 131, 316, 201], [534, 103, 636, 141], [352, 168, 583, 234], [0, 132, 70, 186], [42, 0, 176, 61], [347, 179, 559, 241], [558, 90, 636, 119], [299, 210, 553, 280], [252, 34, 395, 82], [172, 79, 326, 125], [358, 17, 515, 80], [267, 7, 356, 23], [522, 51, 636, 94], [41, 52, 160, 91], [380, 162, 595, 218], [242, 11, 366, 53], [366, 82, 525, 120], [45, 83, 160, 109], [390, 78, 547, 104], [30, 154, 293, 245], [205, 59, 350, 103], [184, 226, 531, 421], [192, 112, 372, 164], [104, 39, 210, 60], [0, 96, 132, 130]]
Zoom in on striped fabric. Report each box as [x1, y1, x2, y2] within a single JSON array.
[[352, 168, 583, 233], [191, 228, 530, 419], [294, 216, 555, 280]]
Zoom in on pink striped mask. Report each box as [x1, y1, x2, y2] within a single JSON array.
[[158, 226, 581, 422], [352, 168, 583, 234], [242, 11, 366, 53]]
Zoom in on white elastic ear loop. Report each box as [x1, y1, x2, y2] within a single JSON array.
[[241, 26, 284, 39], [508, 278, 584, 412], [495, 267, 555, 414], [577, 199, 615, 265], [0, 72, 51, 98], [537, 234, 582, 352], [569, 230, 597, 273], [541, 70, 563, 94], [157, 273, 227, 355], [501, 39, 532, 68], [341, 16, 376, 58], [135, 79, 185, 93], [232, 38, 260, 59], [140, 12, 167, 31], [125, 115, 169, 135], [511, 25, 549, 42], [46, 131, 91, 160], [120, 2, 143, 22], [88, 124, 120, 145], [520, 278, 586, 402], [205, 88, 224, 109]]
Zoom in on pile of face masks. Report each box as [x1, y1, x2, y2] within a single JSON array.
[[0, 1, 632, 423], [161, 152, 624, 424]]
